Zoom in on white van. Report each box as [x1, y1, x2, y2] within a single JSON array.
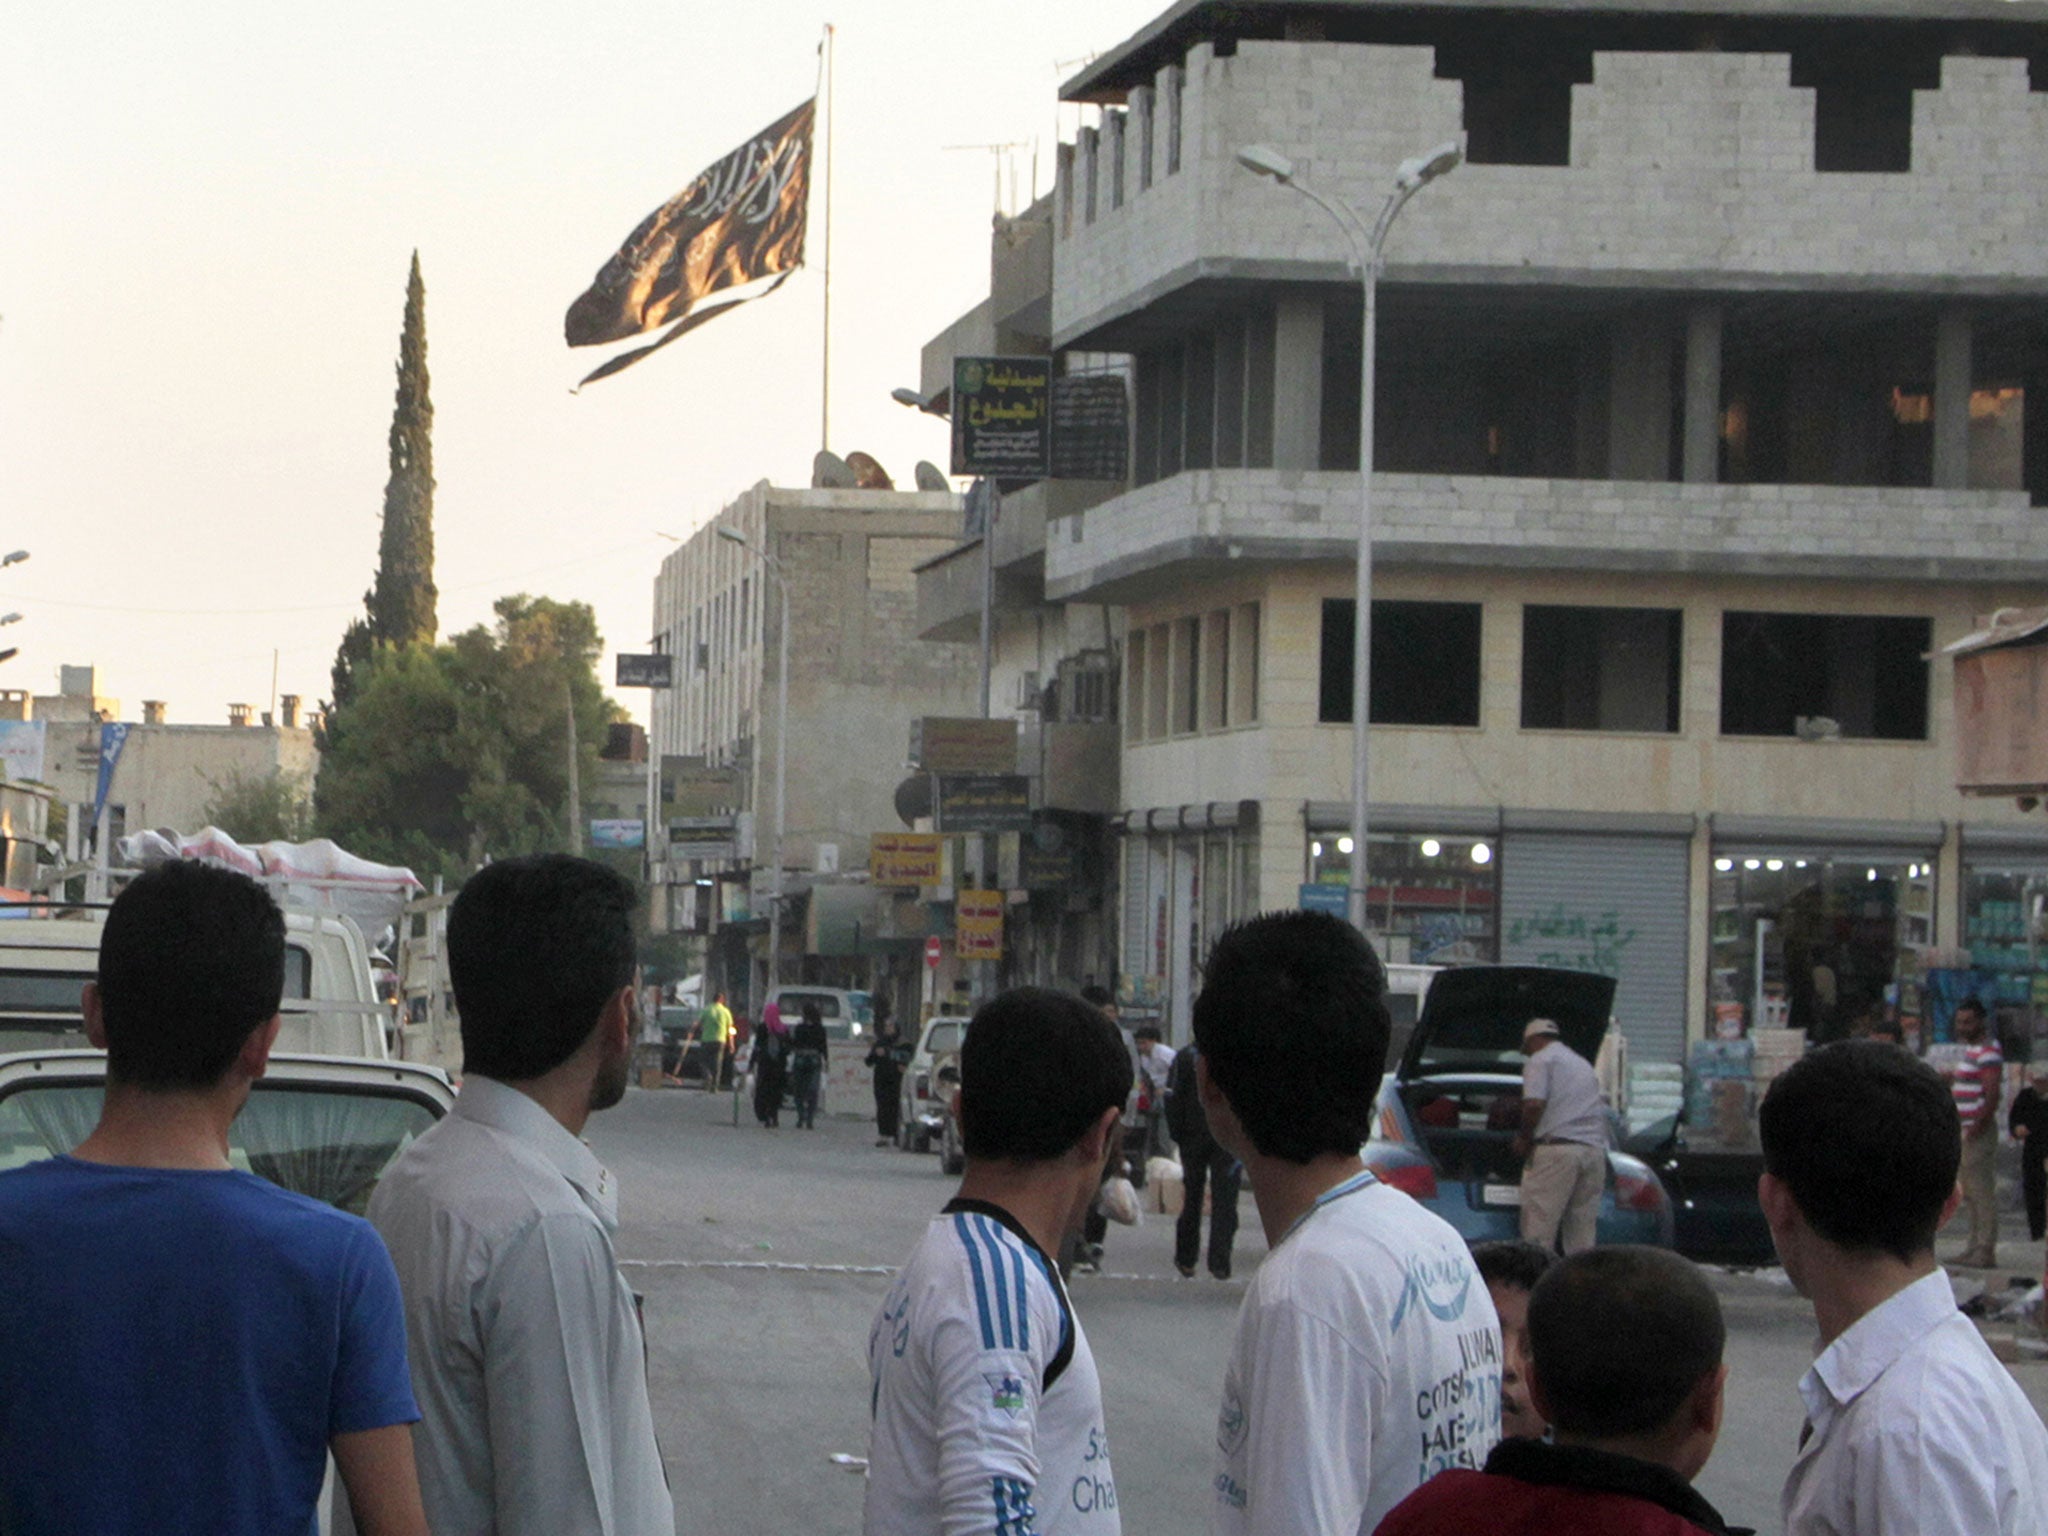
[[0, 904, 391, 1059]]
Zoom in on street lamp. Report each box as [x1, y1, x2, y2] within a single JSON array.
[[1236, 138, 1461, 934], [717, 525, 791, 995]]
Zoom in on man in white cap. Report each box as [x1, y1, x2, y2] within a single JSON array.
[[1512, 1018, 1609, 1255]]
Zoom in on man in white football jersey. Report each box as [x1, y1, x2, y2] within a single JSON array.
[[865, 987, 1135, 1536], [1194, 911, 1502, 1535]]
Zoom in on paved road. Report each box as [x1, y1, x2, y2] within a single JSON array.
[[590, 1085, 2048, 1536]]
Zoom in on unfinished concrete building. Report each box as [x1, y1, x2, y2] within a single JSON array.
[[926, 0, 2048, 1061]]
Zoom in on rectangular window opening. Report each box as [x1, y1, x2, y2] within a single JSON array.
[[1719, 612, 1931, 740], [1175, 615, 1201, 735], [1522, 606, 1682, 733], [1232, 603, 1261, 724], [1202, 609, 1231, 729], [1321, 600, 1482, 727]]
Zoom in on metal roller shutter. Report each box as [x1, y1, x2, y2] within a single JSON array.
[[1499, 832, 1691, 1066]]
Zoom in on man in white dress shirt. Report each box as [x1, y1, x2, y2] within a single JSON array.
[[369, 855, 674, 1536], [1762, 1039, 2048, 1536]]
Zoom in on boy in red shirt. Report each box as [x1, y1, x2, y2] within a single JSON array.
[[1376, 1246, 1746, 1536]]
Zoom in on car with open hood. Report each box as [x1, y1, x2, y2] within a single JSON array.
[[1363, 965, 1674, 1248]]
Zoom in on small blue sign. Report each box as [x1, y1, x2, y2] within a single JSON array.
[[1298, 883, 1349, 917]]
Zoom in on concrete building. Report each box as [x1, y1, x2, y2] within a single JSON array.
[[23, 670, 318, 845], [920, 0, 2048, 1062], [648, 481, 979, 1011]]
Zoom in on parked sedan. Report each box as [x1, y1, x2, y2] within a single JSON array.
[[897, 1014, 969, 1151], [1622, 1113, 1775, 1266], [1363, 966, 1674, 1249]]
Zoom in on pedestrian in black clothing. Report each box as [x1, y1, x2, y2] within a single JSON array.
[[866, 1007, 911, 1147], [1166, 1042, 1241, 1280], [791, 1002, 829, 1129], [2010, 1068, 2048, 1241]]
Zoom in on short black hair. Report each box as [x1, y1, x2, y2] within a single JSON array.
[[1759, 1039, 1959, 1262], [97, 861, 286, 1090], [450, 855, 637, 1081], [960, 987, 1133, 1163], [1193, 911, 1390, 1163], [1955, 997, 1988, 1022], [1527, 1247, 1724, 1439], [1079, 984, 1112, 1010], [1472, 1239, 1556, 1295], [1133, 1023, 1162, 1042]]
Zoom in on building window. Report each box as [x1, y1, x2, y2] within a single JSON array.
[[1321, 600, 1482, 727], [1436, 43, 1590, 167], [1720, 612, 1930, 740], [1134, 85, 1154, 193], [1174, 616, 1201, 735], [1791, 51, 1936, 175], [1202, 609, 1231, 729], [1232, 603, 1260, 725], [1522, 606, 1682, 733], [1125, 629, 1147, 743], [1145, 623, 1170, 739], [1164, 65, 1184, 176]]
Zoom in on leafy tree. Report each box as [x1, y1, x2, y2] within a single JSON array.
[[201, 768, 316, 844], [316, 595, 623, 885], [330, 252, 437, 713]]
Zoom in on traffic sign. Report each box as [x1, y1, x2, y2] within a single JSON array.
[[924, 936, 943, 970]]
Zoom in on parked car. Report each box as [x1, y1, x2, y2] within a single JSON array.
[[0, 1045, 457, 1530], [897, 1014, 969, 1151], [930, 1047, 966, 1176], [763, 986, 873, 1041], [1364, 965, 1674, 1248], [1622, 1112, 1775, 1266]]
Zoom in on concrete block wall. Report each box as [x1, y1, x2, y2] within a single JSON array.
[[1053, 41, 2048, 341], [1042, 469, 2048, 599]]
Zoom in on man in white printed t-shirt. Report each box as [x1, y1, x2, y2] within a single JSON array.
[[865, 987, 1135, 1536], [1193, 911, 1501, 1536]]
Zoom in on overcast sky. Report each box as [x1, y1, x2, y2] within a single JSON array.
[[0, 0, 1159, 728]]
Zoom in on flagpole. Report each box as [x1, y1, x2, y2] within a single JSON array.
[[819, 22, 835, 455]]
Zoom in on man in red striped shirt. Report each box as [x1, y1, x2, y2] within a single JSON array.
[[1950, 999, 2003, 1269]]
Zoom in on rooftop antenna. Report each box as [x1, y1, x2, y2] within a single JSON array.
[[944, 142, 1030, 218]]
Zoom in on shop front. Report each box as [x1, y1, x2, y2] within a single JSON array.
[[1302, 804, 1501, 966], [1497, 812, 1694, 1067], [1959, 825, 2048, 1058], [1119, 803, 1262, 1042], [1708, 817, 1942, 1044]]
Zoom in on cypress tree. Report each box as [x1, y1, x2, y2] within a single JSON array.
[[370, 251, 437, 645], [328, 253, 437, 714]]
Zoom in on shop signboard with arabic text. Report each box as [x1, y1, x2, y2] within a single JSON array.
[[952, 356, 1050, 478], [955, 889, 1005, 962], [936, 774, 1032, 835], [870, 832, 943, 886]]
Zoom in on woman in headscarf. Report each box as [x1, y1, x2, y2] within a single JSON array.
[[865, 1000, 911, 1147], [752, 997, 790, 1128], [789, 1001, 829, 1130]]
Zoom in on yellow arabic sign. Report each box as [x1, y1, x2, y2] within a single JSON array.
[[955, 889, 1005, 962], [870, 832, 943, 886]]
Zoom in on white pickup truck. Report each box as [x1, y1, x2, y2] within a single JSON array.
[[0, 903, 393, 1058]]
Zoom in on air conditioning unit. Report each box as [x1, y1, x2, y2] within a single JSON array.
[[1015, 671, 1042, 711]]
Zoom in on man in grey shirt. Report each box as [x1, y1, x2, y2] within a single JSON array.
[[1513, 1017, 1609, 1255], [368, 855, 674, 1536]]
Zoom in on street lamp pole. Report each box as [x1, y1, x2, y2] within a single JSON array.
[[1235, 140, 1461, 935], [717, 527, 791, 996]]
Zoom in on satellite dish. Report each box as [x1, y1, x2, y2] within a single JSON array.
[[894, 774, 934, 827], [812, 450, 858, 489], [914, 461, 949, 492], [845, 451, 895, 490]]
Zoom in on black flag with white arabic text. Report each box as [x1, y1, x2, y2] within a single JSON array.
[[565, 97, 814, 387]]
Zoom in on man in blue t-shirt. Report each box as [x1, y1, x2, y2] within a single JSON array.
[[0, 861, 427, 1536]]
